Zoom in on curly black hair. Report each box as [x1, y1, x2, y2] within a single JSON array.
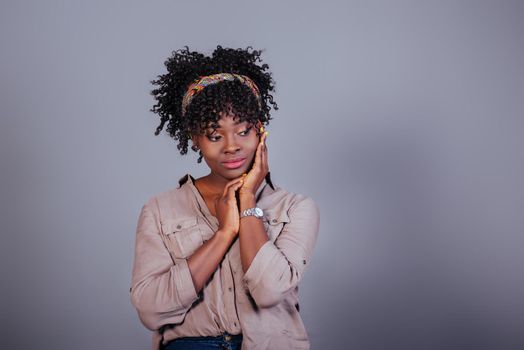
[[150, 45, 278, 162]]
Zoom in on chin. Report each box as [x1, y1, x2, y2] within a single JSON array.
[[221, 167, 247, 179]]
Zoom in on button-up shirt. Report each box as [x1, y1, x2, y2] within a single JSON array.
[[130, 174, 320, 350]]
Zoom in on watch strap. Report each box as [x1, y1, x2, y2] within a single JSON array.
[[240, 207, 264, 219]]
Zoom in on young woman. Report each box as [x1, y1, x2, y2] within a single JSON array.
[[130, 46, 320, 350]]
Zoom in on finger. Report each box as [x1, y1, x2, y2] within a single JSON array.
[[262, 140, 269, 171], [261, 131, 269, 170], [224, 177, 243, 194], [262, 131, 268, 151], [261, 130, 268, 145], [222, 177, 244, 197], [262, 130, 268, 151], [257, 124, 265, 137], [226, 180, 244, 201], [253, 136, 264, 168]]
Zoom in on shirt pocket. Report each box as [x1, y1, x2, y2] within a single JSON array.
[[160, 216, 203, 259], [262, 209, 290, 242]]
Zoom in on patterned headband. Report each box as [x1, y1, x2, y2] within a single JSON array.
[[181, 73, 261, 115]]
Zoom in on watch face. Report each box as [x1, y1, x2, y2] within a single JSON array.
[[254, 207, 264, 217]]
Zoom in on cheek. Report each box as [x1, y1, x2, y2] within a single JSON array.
[[245, 137, 260, 155], [199, 144, 220, 162]]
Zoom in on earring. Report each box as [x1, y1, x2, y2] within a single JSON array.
[[197, 151, 203, 163]]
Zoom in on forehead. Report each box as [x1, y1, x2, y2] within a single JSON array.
[[206, 113, 249, 129]]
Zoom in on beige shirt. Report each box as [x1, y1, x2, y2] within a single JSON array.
[[130, 174, 320, 350]]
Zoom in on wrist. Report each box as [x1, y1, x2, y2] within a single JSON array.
[[238, 188, 256, 197], [239, 193, 256, 211], [215, 228, 237, 242], [239, 190, 256, 199], [240, 207, 264, 220]]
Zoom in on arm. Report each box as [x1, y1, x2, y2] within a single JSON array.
[[188, 177, 244, 291], [130, 178, 243, 330], [238, 192, 269, 273], [237, 128, 269, 274], [240, 196, 320, 308], [130, 202, 195, 331], [238, 130, 320, 308]]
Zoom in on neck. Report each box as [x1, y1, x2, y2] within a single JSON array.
[[197, 172, 230, 195]]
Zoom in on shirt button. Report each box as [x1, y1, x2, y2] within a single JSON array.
[[176, 224, 182, 229], [272, 219, 277, 223], [228, 287, 232, 292], [302, 259, 306, 265]]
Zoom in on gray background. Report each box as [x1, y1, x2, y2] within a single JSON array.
[[1, 1, 523, 349]]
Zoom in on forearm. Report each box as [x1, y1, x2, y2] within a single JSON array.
[[238, 193, 269, 273], [240, 196, 320, 308], [187, 229, 236, 292]]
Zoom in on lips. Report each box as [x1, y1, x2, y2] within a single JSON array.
[[222, 157, 247, 170]]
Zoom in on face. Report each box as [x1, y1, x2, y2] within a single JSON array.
[[193, 112, 261, 182]]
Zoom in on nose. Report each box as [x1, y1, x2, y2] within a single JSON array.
[[223, 134, 240, 154]]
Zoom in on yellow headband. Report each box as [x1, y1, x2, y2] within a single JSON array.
[[181, 73, 261, 115]]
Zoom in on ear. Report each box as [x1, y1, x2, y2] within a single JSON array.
[[191, 135, 200, 149]]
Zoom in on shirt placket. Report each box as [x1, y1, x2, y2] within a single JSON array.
[[186, 178, 242, 334], [223, 251, 242, 333]]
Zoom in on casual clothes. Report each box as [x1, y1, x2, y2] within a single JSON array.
[[130, 174, 320, 350], [161, 332, 242, 350]]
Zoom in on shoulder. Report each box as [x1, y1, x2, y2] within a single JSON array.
[[140, 184, 192, 220], [141, 187, 176, 210], [142, 174, 196, 207]]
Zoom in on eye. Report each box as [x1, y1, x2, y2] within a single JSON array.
[[206, 133, 222, 142], [238, 126, 253, 136]]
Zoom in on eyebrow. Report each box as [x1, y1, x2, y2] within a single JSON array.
[[206, 119, 247, 129]]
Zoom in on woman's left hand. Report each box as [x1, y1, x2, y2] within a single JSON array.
[[239, 129, 268, 196]]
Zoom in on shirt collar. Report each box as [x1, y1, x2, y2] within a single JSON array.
[[178, 172, 275, 197]]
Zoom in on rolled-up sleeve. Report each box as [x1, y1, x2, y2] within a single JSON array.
[[242, 196, 320, 308], [130, 199, 198, 331]]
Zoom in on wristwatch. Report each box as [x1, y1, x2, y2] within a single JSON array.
[[240, 207, 264, 219]]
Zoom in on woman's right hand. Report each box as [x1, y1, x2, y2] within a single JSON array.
[[215, 177, 244, 238]]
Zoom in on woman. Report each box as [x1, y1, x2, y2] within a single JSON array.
[[130, 46, 320, 350]]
